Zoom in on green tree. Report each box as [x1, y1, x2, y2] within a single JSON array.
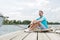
[[13, 20, 17, 24], [22, 20, 31, 24], [3, 19, 9, 24], [16, 20, 22, 24]]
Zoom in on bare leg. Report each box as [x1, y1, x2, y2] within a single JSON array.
[[30, 20, 36, 25], [29, 22, 41, 30], [24, 21, 41, 32], [28, 20, 37, 28], [30, 23, 38, 30]]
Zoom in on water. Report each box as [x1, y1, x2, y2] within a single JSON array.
[[0, 25, 28, 36], [0, 25, 60, 36]]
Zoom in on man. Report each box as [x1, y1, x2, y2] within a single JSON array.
[[25, 10, 48, 32]]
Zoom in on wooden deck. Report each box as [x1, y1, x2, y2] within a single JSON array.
[[0, 29, 60, 40]]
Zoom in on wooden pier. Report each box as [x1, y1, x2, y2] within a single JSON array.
[[0, 29, 60, 40]]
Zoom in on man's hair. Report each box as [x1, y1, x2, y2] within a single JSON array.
[[39, 10, 43, 13]]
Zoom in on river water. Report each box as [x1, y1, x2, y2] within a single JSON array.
[[0, 25, 60, 36]]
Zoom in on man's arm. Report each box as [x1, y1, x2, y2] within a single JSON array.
[[36, 17, 45, 22]]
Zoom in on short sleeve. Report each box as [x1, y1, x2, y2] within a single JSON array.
[[37, 16, 45, 21], [36, 17, 40, 20]]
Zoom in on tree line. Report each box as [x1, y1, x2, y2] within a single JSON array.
[[3, 19, 60, 25], [3, 19, 31, 25]]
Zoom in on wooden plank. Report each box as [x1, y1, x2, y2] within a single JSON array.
[[1, 29, 60, 40], [11, 32, 30, 40], [38, 33, 50, 40], [0, 30, 24, 40], [46, 33, 60, 40], [23, 32, 37, 40]]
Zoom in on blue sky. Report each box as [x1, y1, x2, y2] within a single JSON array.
[[0, 0, 60, 22]]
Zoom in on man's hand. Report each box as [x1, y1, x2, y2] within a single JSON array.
[[33, 20, 40, 24]]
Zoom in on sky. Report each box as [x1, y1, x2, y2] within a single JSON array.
[[0, 0, 60, 22]]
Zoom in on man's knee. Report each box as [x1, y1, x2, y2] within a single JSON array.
[[36, 22, 42, 26]]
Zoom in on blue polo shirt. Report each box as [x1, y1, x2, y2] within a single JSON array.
[[36, 16, 48, 29]]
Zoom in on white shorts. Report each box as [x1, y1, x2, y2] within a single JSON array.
[[37, 23, 46, 30]]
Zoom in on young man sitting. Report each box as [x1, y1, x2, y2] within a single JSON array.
[[25, 10, 48, 32]]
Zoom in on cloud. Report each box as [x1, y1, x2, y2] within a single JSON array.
[[0, 0, 60, 22], [0, 0, 50, 20]]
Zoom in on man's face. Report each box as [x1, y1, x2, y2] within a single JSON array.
[[39, 11, 43, 16]]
